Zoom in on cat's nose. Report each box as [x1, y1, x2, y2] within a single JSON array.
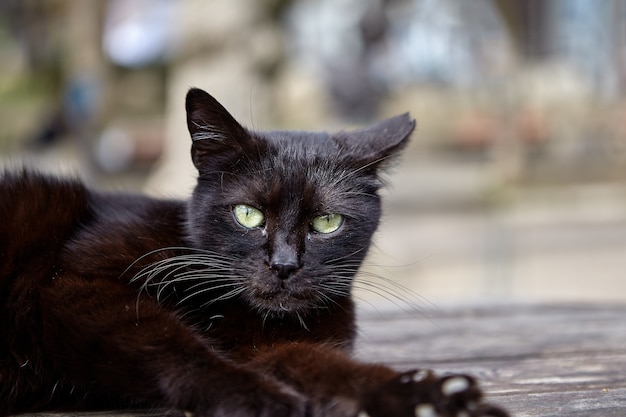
[[270, 261, 299, 280]]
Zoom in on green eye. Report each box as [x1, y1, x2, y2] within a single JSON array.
[[233, 204, 265, 229], [311, 213, 344, 234]]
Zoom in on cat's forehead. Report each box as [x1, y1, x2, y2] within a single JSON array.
[[258, 131, 352, 182], [214, 131, 355, 211], [263, 130, 339, 157]]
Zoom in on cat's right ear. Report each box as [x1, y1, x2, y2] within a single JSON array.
[[335, 113, 416, 173], [185, 88, 251, 170]]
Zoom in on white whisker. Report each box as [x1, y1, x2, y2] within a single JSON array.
[[125, 247, 246, 315]]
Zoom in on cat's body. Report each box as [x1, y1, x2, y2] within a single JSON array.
[[0, 89, 507, 417]]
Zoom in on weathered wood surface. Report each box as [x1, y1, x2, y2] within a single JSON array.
[[356, 303, 626, 417], [15, 303, 626, 417]]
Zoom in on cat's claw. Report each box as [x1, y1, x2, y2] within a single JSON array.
[[361, 370, 509, 417], [441, 376, 471, 396], [414, 404, 437, 417]]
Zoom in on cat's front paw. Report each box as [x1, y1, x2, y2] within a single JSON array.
[[360, 370, 509, 417]]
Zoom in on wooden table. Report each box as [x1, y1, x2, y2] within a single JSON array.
[[356, 303, 626, 417], [15, 303, 626, 417]]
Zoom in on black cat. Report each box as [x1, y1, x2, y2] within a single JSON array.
[[0, 88, 508, 417]]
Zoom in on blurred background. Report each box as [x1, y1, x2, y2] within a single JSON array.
[[1, 0, 625, 306]]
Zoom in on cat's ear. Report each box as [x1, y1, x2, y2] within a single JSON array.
[[336, 113, 416, 170], [185, 88, 253, 170]]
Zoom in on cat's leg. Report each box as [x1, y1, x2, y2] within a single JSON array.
[[246, 342, 508, 417], [37, 274, 306, 417]]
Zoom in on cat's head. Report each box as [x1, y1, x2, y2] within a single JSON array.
[[184, 88, 414, 316]]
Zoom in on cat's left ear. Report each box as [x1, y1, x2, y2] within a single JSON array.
[[185, 88, 256, 170], [336, 113, 416, 169]]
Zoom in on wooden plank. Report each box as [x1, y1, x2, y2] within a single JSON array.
[[13, 303, 626, 416], [355, 303, 626, 417]]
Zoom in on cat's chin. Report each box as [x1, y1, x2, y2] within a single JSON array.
[[248, 290, 316, 316]]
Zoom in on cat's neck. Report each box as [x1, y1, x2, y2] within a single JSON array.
[[184, 297, 357, 360]]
